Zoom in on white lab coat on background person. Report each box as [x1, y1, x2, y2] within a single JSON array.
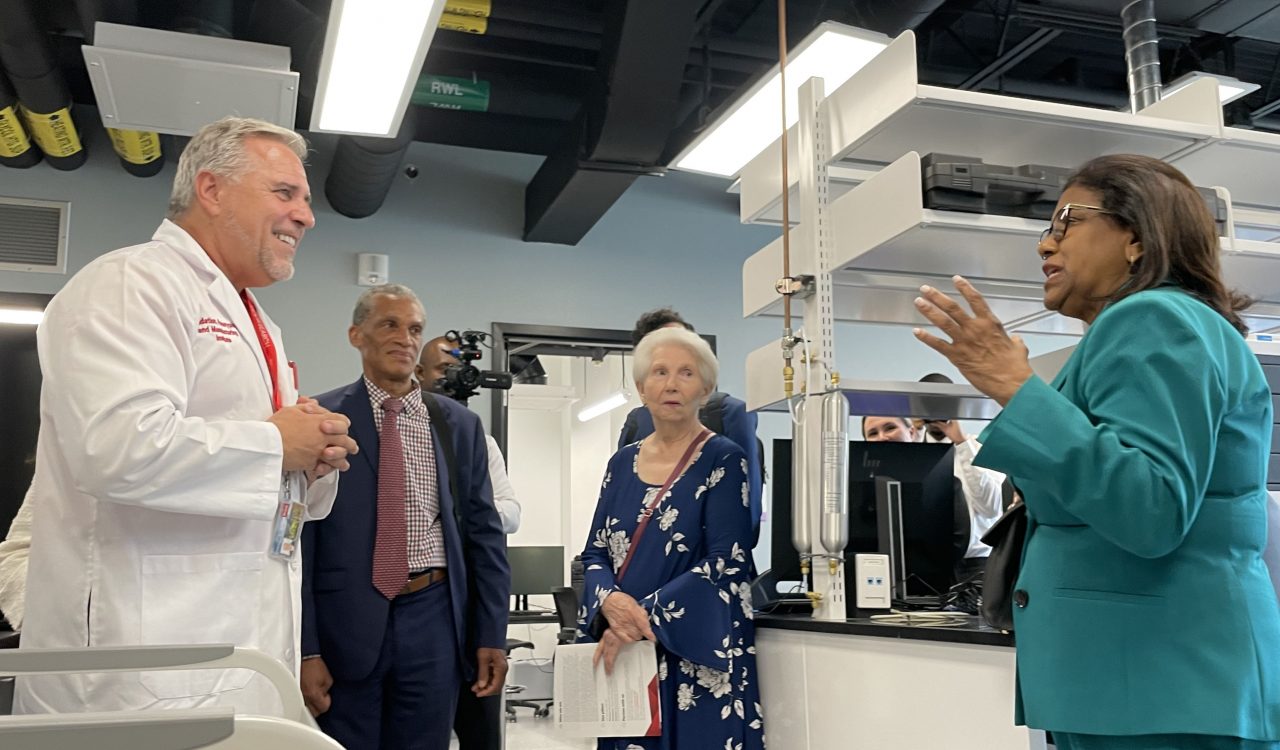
[[483, 433, 521, 534], [15, 220, 338, 715]]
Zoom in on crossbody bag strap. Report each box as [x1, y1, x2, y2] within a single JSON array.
[[616, 429, 712, 582]]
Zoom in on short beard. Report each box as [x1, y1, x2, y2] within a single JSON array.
[[258, 244, 294, 282]]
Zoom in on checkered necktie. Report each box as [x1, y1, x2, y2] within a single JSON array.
[[372, 397, 408, 599]]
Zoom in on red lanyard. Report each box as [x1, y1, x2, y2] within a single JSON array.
[[240, 290, 283, 412]]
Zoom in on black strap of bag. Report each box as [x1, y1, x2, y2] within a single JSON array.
[[422, 391, 464, 536]]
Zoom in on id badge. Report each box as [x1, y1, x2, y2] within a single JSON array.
[[270, 474, 305, 560]]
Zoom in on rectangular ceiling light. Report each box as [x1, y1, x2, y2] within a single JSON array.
[[672, 22, 890, 178], [311, 0, 449, 137], [1164, 71, 1261, 105], [0, 308, 44, 326]]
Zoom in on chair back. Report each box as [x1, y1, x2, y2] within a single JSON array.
[[551, 586, 579, 644]]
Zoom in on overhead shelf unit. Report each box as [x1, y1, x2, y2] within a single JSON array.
[[741, 150, 1086, 336], [727, 29, 1280, 413], [736, 30, 1221, 227], [1168, 127, 1280, 209]]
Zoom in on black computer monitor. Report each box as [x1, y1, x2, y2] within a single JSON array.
[[770, 440, 962, 598], [508, 545, 566, 603]]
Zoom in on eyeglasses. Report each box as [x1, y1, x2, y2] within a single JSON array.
[[1038, 203, 1115, 245]]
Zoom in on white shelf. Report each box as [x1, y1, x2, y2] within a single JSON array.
[[741, 151, 1086, 335], [1224, 238, 1280, 303], [737, 30, 1222, 225], [1169, 127, 1280, 209]]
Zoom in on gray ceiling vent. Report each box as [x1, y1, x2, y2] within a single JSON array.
[[0, 197, 68, 274]]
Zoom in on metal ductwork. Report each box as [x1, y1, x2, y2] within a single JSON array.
[[0, 71, 40, 169], [0, 0, 87, 170], [169, 0, 234, 39], [74, 0, 166, 177], [325, 106, 419, 220], [523, 0, 703, 245], [1121, 0, 1162, 113]]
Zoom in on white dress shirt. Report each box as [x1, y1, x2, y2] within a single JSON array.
[[954, 437, 1005, 559], [484, 434, 521, 534]]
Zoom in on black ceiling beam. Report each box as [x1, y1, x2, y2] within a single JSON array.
[[522, 0, 702, 245], [411, 108, 566, 157], [959, 27, 1063, 90], [1012, 6, 1201, 44]]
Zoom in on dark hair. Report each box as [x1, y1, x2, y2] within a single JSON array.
[[918, 373, 953, 384], [1066, 154, 1250, 335], [631, 307, 694, 346]]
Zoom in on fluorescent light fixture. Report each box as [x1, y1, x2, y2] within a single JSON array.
[[0, 308, 43, 326], [672, 22, 890, 178], [577, 391, 629, 423], [311, 0, 448, 137], [1164, 71, 1261, 105]]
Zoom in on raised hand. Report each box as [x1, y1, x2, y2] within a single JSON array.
[[913, 276, 1033, 406]]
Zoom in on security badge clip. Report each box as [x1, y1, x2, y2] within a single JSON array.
[[269, 473, 305, 560]]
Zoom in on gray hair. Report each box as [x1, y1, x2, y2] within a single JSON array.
[[167, 117, 308, 219], [632, 326, 718, 394], [352, 284, 422, 325]]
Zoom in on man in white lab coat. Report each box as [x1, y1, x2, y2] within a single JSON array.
[[14, 116, 358, 716]]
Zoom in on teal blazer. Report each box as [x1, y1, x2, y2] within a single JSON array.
[[975, 288, 1280, 739]]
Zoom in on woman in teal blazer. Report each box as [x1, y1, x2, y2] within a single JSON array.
[[914, 154, 1280, 750]]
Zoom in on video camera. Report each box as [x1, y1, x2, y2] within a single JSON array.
[[438, 329, 513, 402]]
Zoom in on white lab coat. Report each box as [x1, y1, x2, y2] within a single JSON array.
[[15, 220, 338, 715], [954, 437, 1005, 559]]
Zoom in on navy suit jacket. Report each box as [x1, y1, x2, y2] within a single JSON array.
[[301, 379, 510, 682]]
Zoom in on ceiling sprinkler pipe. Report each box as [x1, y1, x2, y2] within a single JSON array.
[[1121, 0, 1161, 113]]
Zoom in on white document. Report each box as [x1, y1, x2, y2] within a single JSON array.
[[553, 640, 661, 738]]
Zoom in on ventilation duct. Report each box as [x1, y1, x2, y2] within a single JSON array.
[[1121, 0, 1162, 113], [0, 71, 40, 169], [0, 0, 87, 170], [325, 106, 418, 219], [73, 2, 166, 177]]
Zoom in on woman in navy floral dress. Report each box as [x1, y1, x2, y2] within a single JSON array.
[[577, 326, 765, 750]]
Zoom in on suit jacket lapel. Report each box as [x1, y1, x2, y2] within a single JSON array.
[[345, 379, 379, 474]]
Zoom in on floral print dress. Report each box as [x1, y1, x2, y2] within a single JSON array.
[[577, 434, 766, 750]]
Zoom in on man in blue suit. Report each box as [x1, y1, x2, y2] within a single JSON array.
[[300, 285, 510, 750], [617, 308, 763, 542]]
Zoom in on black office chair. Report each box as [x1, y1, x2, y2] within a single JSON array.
[[551, 586, 579, 645], [505, 588, 580, 722]]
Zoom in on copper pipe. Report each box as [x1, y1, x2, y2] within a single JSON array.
[[777, 0, 795, 399], [778, 0, 791, 331]]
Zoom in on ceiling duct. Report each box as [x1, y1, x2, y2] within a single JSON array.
[[325, 106, 418, 220], [1122, 0, 1163, 112], [522, 0, 703, 245], [0, 0, 88, 170], [0, 71, 40, 169], [73, 2, 166, 177]]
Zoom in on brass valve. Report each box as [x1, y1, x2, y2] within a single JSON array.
[[828, 558, 839, 575], [804, 591, 824, 609]]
